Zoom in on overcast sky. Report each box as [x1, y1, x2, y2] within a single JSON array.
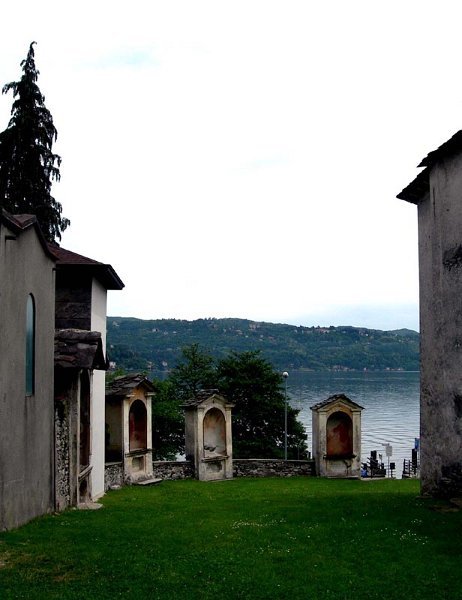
[[3, 1, 462, 331]]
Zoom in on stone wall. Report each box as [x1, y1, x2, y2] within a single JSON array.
[[152, 459, 314, 480], [105, 462, 123, 491], [233, 459, 315, 478], [417, 155, 462, 497], [440, 463, 462, 498], [152, 461, 195, 480], [105, 459, 315, 487], [54, 400, 71, 508]]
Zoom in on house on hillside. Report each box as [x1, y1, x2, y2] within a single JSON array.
[[398, 130, 462, 497], [0, 210, 124, 530]]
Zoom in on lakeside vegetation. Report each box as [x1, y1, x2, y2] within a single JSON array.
[[107, 317, 420, 374], [150, 345, 307, 460], [0, 478, 461, 599]]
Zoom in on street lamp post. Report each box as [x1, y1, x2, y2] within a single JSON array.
[[283, 371, 289, 460]]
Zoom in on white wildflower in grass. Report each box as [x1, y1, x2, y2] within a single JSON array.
[[389, 528, 428, 545], [231, 516, 287, 529]]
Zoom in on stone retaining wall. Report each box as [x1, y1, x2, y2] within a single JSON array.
[[153, 459, 315, 480], [106, 459, 315, 486], [233, 459, 315, 478], [105, 462, 123, 491], [152, 461, 195, 480]]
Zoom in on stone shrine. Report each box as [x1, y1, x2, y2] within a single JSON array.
[[105, 374, 155, 484], [311, 394, 363, 478], [183, 390, 234, 481]]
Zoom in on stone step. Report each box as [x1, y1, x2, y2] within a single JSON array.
[[77, 501, 103, 510], [135, 477, 162, 486]]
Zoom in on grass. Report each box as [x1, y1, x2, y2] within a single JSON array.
[[0, 478, 461, 599]]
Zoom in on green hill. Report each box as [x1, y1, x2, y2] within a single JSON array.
[[106, 317, 419, 374]]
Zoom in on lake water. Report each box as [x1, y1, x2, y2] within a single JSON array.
[[286, 371, 420, 476]]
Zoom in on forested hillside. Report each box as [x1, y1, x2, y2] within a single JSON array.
[[106, 317, 419, 374]]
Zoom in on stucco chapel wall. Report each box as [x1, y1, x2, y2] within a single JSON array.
[[419, 156, 462, 496], [0, 224, 55, 530], [90, 278, 108, 499]]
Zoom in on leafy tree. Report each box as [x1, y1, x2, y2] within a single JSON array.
[[105, 366, 128, 383], [151, 345, 216, 459], [151, 379, 185, 460], [217, 351, 307, 459], [168, 344, 217, 401], [0, 42, 69, 241], [154, 345, 308, 460]]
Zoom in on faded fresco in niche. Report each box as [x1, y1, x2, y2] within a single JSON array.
[[203, 408, 226, 457], [326, 411, 353, 457], [129, 400, 147, 452]]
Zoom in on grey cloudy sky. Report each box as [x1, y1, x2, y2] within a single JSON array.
[[2, 1, 461, 331]]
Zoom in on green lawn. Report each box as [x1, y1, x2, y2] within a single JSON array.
[[0, 478, 461, 599]]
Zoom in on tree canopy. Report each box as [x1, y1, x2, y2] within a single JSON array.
[[216, 351, 307, 459], [0, 42, 69, 241], [168, 344, 216, 401], [150, 345, 307, 460], [151, 378, 186, 460], [151, 344, 216, 459]]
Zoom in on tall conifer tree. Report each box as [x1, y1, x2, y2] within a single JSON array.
[[0, 42, 69, 241]]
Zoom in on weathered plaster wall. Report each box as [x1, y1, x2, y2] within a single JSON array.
[[184, 395, 234, 481], [123, 390, 153, 456], [90, 278, 107, 500], [91, 279, 107, 347], [419, 156, 462, 496], [184, 410, 196, 462], [312, 402, 362, 478], [91, 370, 105, 499], [0, 224, 55, 530], [122, 389, 153, 483]]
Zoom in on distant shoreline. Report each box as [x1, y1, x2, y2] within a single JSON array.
[[107, 317, 420, 374]]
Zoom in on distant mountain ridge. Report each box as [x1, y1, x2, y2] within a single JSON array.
[[106, 317, 419, 374]]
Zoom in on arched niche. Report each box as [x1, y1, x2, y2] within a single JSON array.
[[25, 294, 35, 396], [326, 411, 353, 457], [203, 407, 226, 456], [183, 390, 234, 481], [129, 400, 147, 452], [79, 370, 91, 469]]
